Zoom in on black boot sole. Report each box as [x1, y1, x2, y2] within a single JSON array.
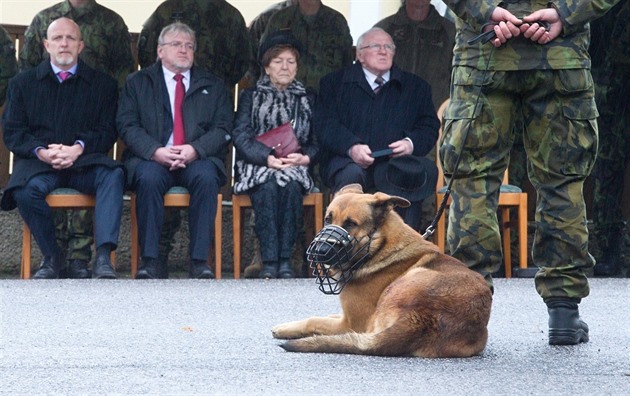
[[549, 328, 589, 345]]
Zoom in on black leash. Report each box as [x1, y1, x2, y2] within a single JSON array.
[[422, 44, 495, 240], [422, 20, 550, 240]]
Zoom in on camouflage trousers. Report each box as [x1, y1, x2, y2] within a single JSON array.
[[592, 68, 630, 242], [440, 66, 598, 301], [54, 210, 93, 261]]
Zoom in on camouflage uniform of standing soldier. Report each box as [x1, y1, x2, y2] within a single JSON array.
[[591, 1, 630, 276], [137, 0, 252, 277], [0, 26, 18, 107], [244, 0, 297, 87], [262, 0, 354, 92], [137, 0, 252, 87], [374, 0, 455, 234], [19, 0, 135, 279], [440, 0, 621, 345]]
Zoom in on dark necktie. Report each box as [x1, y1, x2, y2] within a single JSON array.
[[374, 75, 385, 94], [173, 74, 185, 145], [58, 71, 71, 82]]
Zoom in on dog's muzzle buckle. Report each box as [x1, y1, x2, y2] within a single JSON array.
[[306, 225, 371, 295]]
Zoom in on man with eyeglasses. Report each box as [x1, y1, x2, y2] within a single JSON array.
[[314, 27, 440, 231], [117, 22, 232, 279]]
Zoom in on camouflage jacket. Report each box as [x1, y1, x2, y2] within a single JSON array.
[[609, 0, 629, 67], [18, 0, 135, 89], [444, 0, 623, 70], [137, 0, 252, 86], [0, 26, 18, 107], [249, 0, 294, 54], [262, 3, 354, 92], [246, 0, 294, 84], [375, 5, 455, 107]]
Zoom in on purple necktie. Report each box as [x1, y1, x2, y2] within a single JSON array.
[[58, 71, 71, 82]]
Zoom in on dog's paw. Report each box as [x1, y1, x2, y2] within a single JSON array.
[[272, 323, 303, 340]]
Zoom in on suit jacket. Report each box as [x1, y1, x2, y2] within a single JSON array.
[[1, 59, 120, 210], [116, 62, 233, 186], [314, 62, 439, 184]]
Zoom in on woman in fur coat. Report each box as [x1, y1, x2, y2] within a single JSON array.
[[232, 30, 318, 279]]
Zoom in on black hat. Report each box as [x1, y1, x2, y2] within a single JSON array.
[[258, 29, 303, 62], [373, 155, 438, 202]]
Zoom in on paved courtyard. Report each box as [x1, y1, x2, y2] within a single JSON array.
[[1, 278, 628, 395]]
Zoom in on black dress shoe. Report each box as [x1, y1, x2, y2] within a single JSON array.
[[547, 299, 589, 345], [189, 260, 214, 279], [33, 253, 64, 279], [93, 253, 117, 279], [67, 259, 91, 279], [136, 258, 160, 279], [260, 262, 278, 279], [278, 260, 294, 279]]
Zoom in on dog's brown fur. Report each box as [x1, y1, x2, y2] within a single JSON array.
[[272, 184, 492, 358]]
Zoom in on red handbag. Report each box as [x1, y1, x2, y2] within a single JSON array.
[[255, 100, 301, 158]]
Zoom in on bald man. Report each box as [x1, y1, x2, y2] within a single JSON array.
[[1, 17, 124, 279]]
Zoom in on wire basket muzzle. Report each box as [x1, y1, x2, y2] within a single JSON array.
[[306, 225, 371, 295]]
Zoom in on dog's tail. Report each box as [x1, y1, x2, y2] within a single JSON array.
[[280, 326, 414, 357]]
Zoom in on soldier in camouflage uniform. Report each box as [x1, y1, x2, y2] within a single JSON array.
[[261, 0, 354, 92], [0, 26, 18, 107], [137, 0, 252, 87], [591, 1, 630, 276], [440, 0, 621, 345], [374, 0, 455, 109], [244, 0, 297, 88], [374, 0, 455, 235], [19, 0, 134, 279]]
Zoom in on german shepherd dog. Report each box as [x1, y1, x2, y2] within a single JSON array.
[[272, 184, 492, 358]]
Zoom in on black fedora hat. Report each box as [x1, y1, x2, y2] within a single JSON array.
[[373, 155, 438, 202], [258, 29, 303, 62]]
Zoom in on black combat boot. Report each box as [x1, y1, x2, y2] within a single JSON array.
[[547, 298, 589, 345]]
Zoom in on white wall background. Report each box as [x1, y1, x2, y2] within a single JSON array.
[[0, 1, 449, 43]]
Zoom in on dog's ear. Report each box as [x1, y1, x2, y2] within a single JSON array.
[[373, 192, 411, 209], [335, 183, 364, 197], [372, 192, 411, 226]]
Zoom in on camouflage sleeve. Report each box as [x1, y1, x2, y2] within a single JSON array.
[[442, 0, 496, 29], [107, 18, 136, 89], [556, 0, 623, 34], [228, 16, 252, 86], [337, 16, 354, 66], [137, 12, 163, 69], [18, 14, 47, 71], [0, 28, 18, 107]]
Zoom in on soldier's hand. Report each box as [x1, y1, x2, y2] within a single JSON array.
[[489, 8, 522, 47], [522, 9, 562, 45]]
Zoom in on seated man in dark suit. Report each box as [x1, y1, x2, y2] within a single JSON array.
[[117, 22, 232, 279], [314, 27, 440, 231], [1, 17, 123, 279]]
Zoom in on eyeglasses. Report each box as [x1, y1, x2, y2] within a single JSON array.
[[160, 41, 195, 51], [359, 43, 396, 53]]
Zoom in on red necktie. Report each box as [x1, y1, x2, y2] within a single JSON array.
[[58, 71, 71, 82], [173, 74, 185, 145]]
